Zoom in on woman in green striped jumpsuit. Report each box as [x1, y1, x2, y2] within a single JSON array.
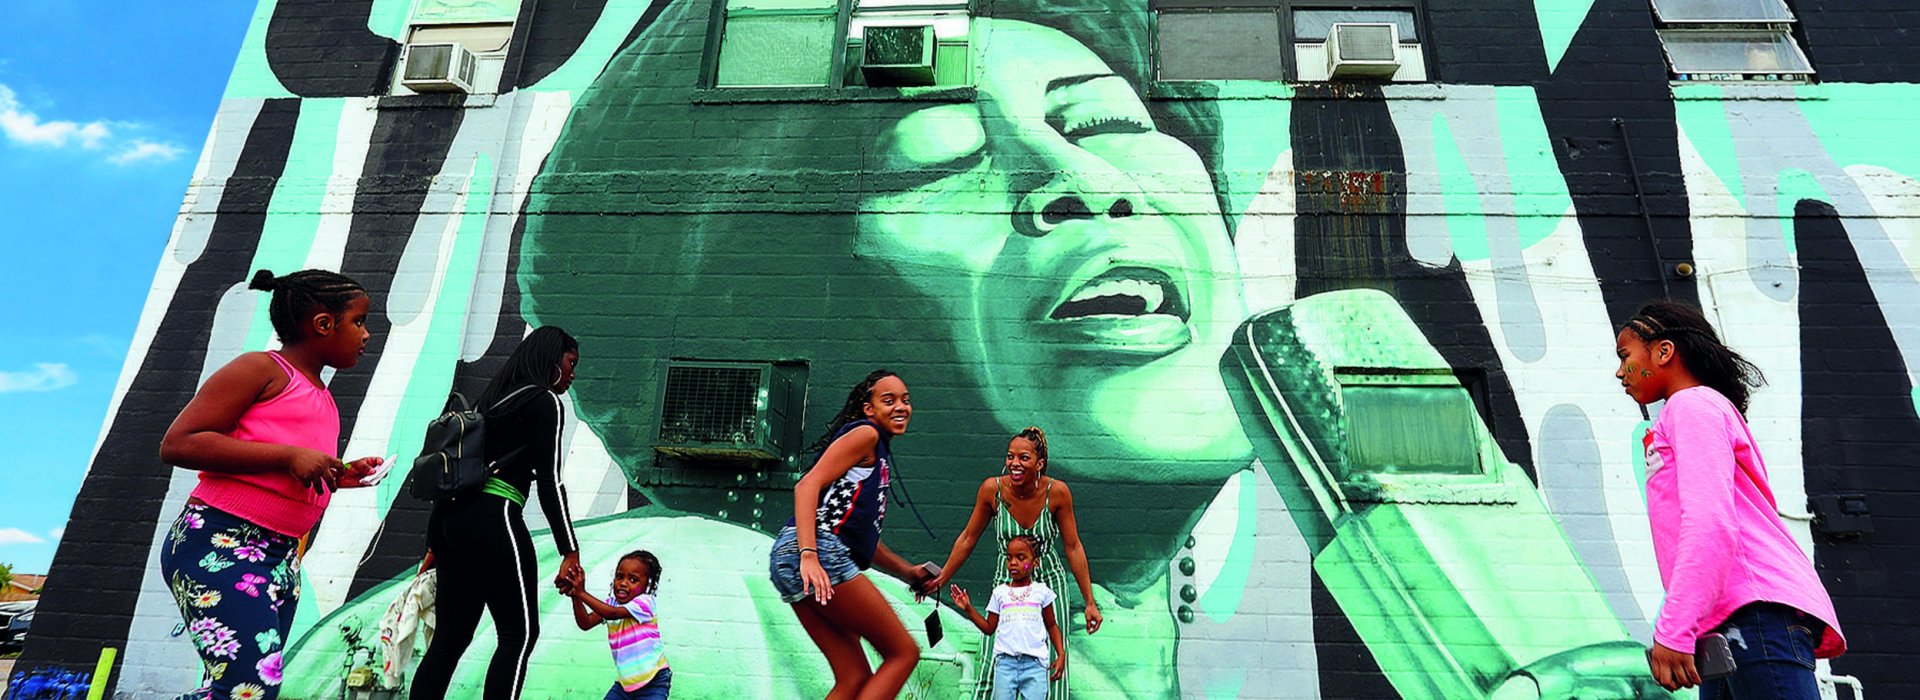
[[932, 426, 1101, 699]]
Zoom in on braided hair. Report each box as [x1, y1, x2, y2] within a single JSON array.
[[1012, 426, 1049, 474], [1621, 300, 1766, 414], [1009, 533, 1045, 558], [621, 549, 663, 595], [479, 326, 579, 408], [808, 369, 899, 453], [248, 269, 366, 344]]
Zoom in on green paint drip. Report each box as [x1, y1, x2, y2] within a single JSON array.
[[1535, 0, 1599, 73], [1672, 84, 1744, 206], [1198, 470, 1259, 620], [245, 99, 348, 352], [1796, 83, 1920, 182], [224, 0, 295, 99], [1495, 86, 1576, 250], [1215, 98, 1292, 231], [375, 153, 498, 512], [527, 0, 659, 92], [1431, 115, 1490, 261], [291, 155, 497, 644], [1775, 168, 1829, 254], [367, 0, 413, 40]]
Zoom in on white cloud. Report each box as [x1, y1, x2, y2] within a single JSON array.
[[0, 84, 111, 148], [49, 527, 65, 541], [0, 528, 47, 545], [0, 363, 78, 393], [111, 139, 185, 165], [0, 83, 183, 164]]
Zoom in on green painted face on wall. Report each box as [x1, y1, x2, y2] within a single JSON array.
[[856, 20, 1251, 477]]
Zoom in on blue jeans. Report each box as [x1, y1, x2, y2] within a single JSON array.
[[603, 667, 671, 699], [768, 526, 863, 603], [992, 654, 1047, 700], [1699, 603, 1825, 700]]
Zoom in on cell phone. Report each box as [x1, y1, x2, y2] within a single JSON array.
[[916, 562, 942, 592], [1695, 633, 1737, 680]]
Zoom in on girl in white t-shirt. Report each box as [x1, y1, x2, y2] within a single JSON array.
[[951, 535, 1066, 700]]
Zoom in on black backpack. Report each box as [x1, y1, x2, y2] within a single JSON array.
[[408, 386, 537, 502]]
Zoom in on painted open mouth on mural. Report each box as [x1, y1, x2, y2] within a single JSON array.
[[1050, 267, 1189, 320], [1044, 264, 1193, 354]]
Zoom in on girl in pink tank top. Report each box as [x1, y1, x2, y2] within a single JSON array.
[[156, 269, 386, 700]]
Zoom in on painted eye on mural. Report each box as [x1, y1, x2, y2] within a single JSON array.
[[1062, 115, 1153, 141], [877, 104, 988, 170]]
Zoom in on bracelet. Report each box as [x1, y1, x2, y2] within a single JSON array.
[[799, 547, 818, 555]]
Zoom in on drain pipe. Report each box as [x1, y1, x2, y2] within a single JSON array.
[[1615, 117, 1673, 300]]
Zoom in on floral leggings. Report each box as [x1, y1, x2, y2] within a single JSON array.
[[158, 503, 301, 700]]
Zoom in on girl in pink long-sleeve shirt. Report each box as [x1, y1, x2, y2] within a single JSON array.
[[1615, 301, 1845, 698]]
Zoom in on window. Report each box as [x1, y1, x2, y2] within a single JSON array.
[[1153, 0, 1427, 82], [1651, 0, 1813, 82], [712, 0, 971, 89]]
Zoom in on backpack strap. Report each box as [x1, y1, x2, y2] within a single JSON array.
[[486, 384, 543, 413], [444, 392, 473, 414]]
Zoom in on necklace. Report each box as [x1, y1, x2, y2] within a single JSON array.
[[1006, 583, 1037, 602]]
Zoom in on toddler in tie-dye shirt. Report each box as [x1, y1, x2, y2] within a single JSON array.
[[565, 550, 671, 699]]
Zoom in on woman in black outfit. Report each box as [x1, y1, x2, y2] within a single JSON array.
[[410, 326, 585, 700]]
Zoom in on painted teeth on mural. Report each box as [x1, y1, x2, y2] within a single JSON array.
[[1051, 267, 1181, 319]]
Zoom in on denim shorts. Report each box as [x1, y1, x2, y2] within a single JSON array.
[[993, 654, 1048, 700], [769, 526, 863, 603], [604, 668, 671, 700]]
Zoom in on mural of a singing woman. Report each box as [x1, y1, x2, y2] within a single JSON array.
[[287, 0, 1674, 696], [522, 0, 1268, 695]]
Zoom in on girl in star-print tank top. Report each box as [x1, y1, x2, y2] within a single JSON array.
[[769, 369, 939, 699]]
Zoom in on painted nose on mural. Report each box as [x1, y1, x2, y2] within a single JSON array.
[[1014, 171, 1140, 237]]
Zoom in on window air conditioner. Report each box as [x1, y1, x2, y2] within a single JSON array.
[[1327, 23, 1401, 79], [401, 42, 478, 93], [861, 25, 937, 86], [654, 360, 808, 463]]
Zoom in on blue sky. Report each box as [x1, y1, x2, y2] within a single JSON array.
[[0, 2, 255, 574]]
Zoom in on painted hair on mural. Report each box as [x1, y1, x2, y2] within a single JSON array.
[[1621, 300, 1766, 414], [811, 369, 902, 453], [247, 268, 366, 343], [621, 549, 663, 594], [479, 326, 580, 407]]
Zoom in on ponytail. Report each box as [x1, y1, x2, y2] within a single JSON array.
[[1013, 425, 1049, 472], [249, 268, 366, 343], [1621, 300, 1766, 414]]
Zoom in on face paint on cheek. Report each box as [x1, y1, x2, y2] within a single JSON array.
[[1641, 369, 1653, 378]]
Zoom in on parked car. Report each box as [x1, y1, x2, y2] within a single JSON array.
[[0, 601, 33, 652]]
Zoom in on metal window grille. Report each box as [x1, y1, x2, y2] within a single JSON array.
[[658, 364, 765, 448]]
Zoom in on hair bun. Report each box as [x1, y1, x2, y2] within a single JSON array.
[[248, 269, 278, 292]]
